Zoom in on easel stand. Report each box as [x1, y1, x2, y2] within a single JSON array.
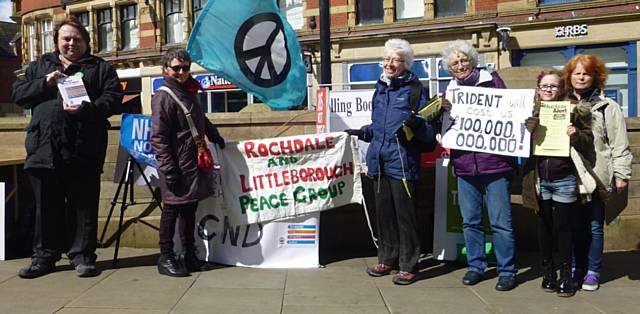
[[99, 155, 162, 267]]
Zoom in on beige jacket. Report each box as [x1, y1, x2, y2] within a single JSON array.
[[589, 96, 633, 187]]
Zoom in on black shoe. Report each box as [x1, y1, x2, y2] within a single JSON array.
[[18, 260, 56, 279], [541, 271, 557, 292], [183, 250, 210, 272], [557, 278, 576, 297], [158, 254, 189, 277], [75, 262, 100, 278], [495, 276, 517, 291], [462, 271, 483, 286]]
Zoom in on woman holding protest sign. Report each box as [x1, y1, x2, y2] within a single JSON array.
[[151, 48, 226, 277], [563, 54, 632, 291], [345, 38, 436, 285], [439, 39, 517, 291], [521, 69, 596, 297]]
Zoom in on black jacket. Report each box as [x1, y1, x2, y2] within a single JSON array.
[[12, 52, 123, 172]]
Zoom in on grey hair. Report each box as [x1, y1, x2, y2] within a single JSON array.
[[161, 48, 192, 68], [441, 40, 478, 72], [384, 38, 414, 69]]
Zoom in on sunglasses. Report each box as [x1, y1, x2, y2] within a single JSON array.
[[168, 65, 190, 72]]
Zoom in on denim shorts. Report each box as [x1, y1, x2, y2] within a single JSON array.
[[539, 174, 577, 203]]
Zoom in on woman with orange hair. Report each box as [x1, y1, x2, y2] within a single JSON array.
[[564, 54, 632, 291]]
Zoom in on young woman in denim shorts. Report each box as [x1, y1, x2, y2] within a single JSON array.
[[522, 70, 595, 297]]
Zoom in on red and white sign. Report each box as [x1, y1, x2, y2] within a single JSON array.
[[315, 87, 329, 134]]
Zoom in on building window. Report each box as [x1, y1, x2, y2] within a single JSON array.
[[435, 0, 466, 18], [28, 23, 37, 61], [75, 11, 89, 31], [347, 58, 451, 98], [165, 0, 184, 44], [357, 0, 383, 25], [40, 19, 54, 54], [279, 0, 303, 30], [97, 8, 113, 52], [396, 0, 424, 20], [192, 0, 207, 24], [121, 5, 138, 50]]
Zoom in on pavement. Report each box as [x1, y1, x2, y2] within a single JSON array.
[[0, 248, 639, 314]]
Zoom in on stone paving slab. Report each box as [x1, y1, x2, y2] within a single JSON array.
[[172, 288, 283, 314], [67, 266, 195, 311], [192, 266, 286, 289], [284, 266, 385, 306]]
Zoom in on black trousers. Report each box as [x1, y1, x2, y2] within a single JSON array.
[[537, 199, 576, 271], [27, 164, 100, 265], [373, 175, 420, 272], [159, 202, 197, 255]]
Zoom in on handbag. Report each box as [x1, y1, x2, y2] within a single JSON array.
[[157, 86, 219, 174]]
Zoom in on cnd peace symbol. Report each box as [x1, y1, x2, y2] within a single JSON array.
[[234, 12, 291, 87]]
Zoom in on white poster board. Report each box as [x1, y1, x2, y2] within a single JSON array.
[[441, 86, 535, 157], [175, 170, 319, 268], [328, 89, 375, 171]]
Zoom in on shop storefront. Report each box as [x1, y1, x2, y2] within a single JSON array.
[[151, 73, 250, 113], [508, 20, 639, 117]]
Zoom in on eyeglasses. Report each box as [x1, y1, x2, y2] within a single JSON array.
[[538, 84, 560, 91], [382, 57, 405, 65], [169, 65, 190, 73], [449, 59, 471, 69]]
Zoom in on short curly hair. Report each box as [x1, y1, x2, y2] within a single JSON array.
[[441, 40, 479, 72], [383, 38, 415, 69], [563, 54, 608, 90]]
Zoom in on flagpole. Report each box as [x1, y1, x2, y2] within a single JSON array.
[[319, 0, 331, 86]]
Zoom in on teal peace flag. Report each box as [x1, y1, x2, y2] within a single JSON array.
[[187, 0, 307, 110]]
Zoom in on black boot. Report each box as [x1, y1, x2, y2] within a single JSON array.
[[541, 260, 557, 292], [158, 253, 189, 277], [557, 264, 575, 297], [183, 248, 210, 272]]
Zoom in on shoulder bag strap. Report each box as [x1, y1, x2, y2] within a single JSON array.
[[157, 86, 200, 139]]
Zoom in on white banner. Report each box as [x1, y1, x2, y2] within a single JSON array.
[[328, 89, 375, 172], [219, 132, 363, 225], [441, 86, 535, 157], [175, 169, 320, 268]]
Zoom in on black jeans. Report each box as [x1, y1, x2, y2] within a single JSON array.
[[27, 164, 100, 265], [537, 199, 576, 270], [373, 175, 420, 272], [159, 202, 197, 255]]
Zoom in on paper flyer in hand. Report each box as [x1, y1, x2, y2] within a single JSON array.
[[533, 101, 571, 157], [57, 75, 90, 107]]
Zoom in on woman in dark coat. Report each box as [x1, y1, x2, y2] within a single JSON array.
[[151, 48, 225, 277], [346, 38, 436, 285]]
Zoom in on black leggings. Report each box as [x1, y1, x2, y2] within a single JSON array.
[[158, 202, 197, 254], [537, 199, 575, 268]]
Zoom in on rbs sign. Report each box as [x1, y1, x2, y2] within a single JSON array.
[[555, 24, 588, 39]]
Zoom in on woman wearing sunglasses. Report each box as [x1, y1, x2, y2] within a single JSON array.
[[151, 48, 226, 277]]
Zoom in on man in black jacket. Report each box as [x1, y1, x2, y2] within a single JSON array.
[[12, 17, 123, 278]]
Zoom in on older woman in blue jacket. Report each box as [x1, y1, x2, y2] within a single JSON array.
[[440, 40, 517, 291], [346, 38, 436, 285]]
